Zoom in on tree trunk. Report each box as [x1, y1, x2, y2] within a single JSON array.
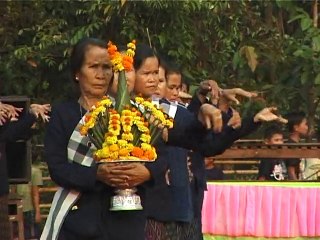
[[313, 0, 318, 27]]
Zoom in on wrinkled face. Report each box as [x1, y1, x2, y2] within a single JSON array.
[[265, 133, 284, 145], [165, 73, 181, 102], [154, 66, 166, 98], [76, 45, 113, 99], [109, 70, 136, 97], [294, 118, 309, 136], [134, 56, 159, 98]]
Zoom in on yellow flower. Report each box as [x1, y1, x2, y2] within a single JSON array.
[[117, 139, 128, 148], [109, 151, 119, 160], [123, 125, 132, 133], [126, 49, 135, 57], [80, 125, 89, 135], [122, 133, 134, 141], [127, 143, 134, 152], [135, 97, 144, 104], [140, 133, 151, 143], [106, 135, 118, 145], [141, 143, 152, 151], [109, 144, 119, 152], [137, 124, 148, 133], [127, 40, 136, 50]]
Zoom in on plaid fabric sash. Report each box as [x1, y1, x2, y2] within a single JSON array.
[[40, 99, 178, 240], [41, 116, 95, 240]]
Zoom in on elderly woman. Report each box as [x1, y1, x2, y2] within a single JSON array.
[[41, 38, 149, 240]]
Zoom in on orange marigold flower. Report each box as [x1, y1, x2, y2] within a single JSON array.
[[85, 115, 92, 123], [123, 61, 132, 71], [131, 147, 144, 158], [144, 149, 156, 160], [109, 144, 119, 152], [107, 41, 117, 55], [80, 126, 88, 135], [119, 148, 129, 157], [111, 115, 119, 120]]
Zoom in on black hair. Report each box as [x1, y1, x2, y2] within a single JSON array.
[[264, 125, 283, 140], [70, 37, 106, 82], [181, 81, 190, 92], [165, 63, 181, 81], [158, 54, 181, 83], [285, 111, 306, 133], [133, 43, 158, 71]]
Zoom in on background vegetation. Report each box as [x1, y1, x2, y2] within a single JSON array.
[[0, 0, 319, 136]]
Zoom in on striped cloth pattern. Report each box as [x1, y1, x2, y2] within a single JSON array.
[[41, 99, 178, 240]]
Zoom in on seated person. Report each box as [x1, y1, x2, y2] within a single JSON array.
[[258, 125, 287, 181], [284, 112, 309, 180], [205, 157, 224, 180]]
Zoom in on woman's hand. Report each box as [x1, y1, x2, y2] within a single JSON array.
[[253, 107, 288, 123], [198, 103, 223, 133], [197, 80, 220, 104], [227, 108, 242, 129], [96, 163, 151, 189], [96, 163, 134, 188], [0, 102, 22, 124], [112, 163, 151, 188], [222, 88, 257, 105], [30, 104, 51, 122]]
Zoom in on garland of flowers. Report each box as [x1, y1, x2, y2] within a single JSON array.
[[107, 40, 136, 72], [80, 40, 173, 162]]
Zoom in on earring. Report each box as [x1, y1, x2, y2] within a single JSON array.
[[75, 76, 79, 80]]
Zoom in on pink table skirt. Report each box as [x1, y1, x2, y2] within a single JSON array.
[[202, 182, 320, 238]]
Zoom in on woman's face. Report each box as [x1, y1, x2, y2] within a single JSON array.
[[295, 118, 309, 136], [76, 45, 113, 99], [165, 73, 181, 102], [109, 70, 136, 97], [154, 66, 166, 98], [134, 56, 159, 98]]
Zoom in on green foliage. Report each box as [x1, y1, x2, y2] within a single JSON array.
[[0, 0, 319, 134]]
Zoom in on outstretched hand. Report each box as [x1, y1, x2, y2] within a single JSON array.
[[253, 107, 288, 124], [227, 108, 242, 129], [30, 104, 51, 122], [198, 103, 223, 133], [222, 88, 257, 105], [198, 80, 220, 104], [0, 102, 22, 125]]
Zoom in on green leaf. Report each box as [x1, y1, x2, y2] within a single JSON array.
[[232, 51, 241, 70], [315, 73, 320, 85], [300, 71, 309, 84], [115, 71, 131, 113], [300, 17, 311, 31], [312, 36, 320, 52]]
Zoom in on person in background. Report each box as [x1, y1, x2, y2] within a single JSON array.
[[15, 164, 43, 240], [0, 102, 50, 240], [181, 82, 189, 94], [284, 112, 309, 180], [205, 157, 224, 181], [0, 102, 22, 240], [257, 125, 287, 181]]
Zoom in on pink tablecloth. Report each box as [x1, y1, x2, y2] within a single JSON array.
[[202, 182, 320, 238]]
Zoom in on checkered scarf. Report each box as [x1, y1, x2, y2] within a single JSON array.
[[40, 99, 178, 240]]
